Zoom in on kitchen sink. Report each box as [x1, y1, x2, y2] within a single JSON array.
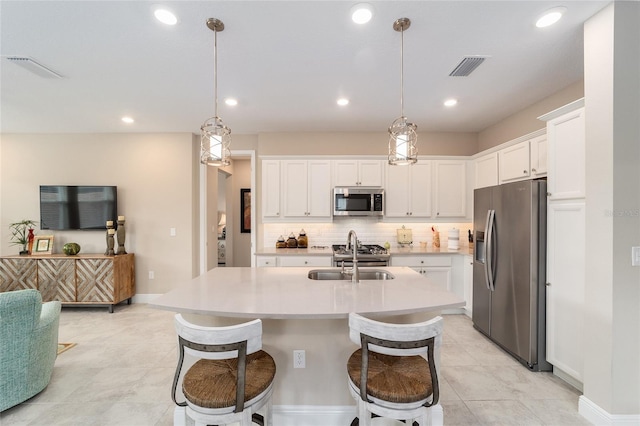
[[307, 269, 395, 281]]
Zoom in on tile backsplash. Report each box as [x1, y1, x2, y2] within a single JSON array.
[[263, 220, 473, 249]]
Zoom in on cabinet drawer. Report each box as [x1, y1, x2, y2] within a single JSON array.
[[279, 256, 332, 267], [256, 256, 278, 267], [391, 255, 452, 268]]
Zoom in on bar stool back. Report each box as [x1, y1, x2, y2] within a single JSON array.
[[172, 314, 276, 426], [347, 313, 443, 426]]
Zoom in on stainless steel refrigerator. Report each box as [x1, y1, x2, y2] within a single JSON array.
[[473, 180, 551, 371]]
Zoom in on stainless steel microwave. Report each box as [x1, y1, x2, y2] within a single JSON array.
[[333, 187, 384, 217]]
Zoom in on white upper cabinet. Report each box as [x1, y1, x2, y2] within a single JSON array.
[[529, 135, 548, 178], [261, 160, 281, 218], [498, 140, 531, 183], [282, 159, 332, 218], [385, 160, 432, 218], [333, 159, 383, 187], [475, 152, 499, 189], [434, 160, 467, 217], [544, 107, 585, 200]]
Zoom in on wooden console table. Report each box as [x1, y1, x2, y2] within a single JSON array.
[[0, 253, 135, 313]]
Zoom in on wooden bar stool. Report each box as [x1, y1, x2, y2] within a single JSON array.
[[347, 313, 443, 426], [171, 314, 276, 426]]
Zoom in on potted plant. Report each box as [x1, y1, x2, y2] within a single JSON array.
[[9, 220, 38, 255]]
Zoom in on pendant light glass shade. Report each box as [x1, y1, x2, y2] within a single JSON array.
[[200, 18, 231, 167], [388, 116, 418, 165], [388, 18, 418, 166], [201, 117, 231, 166]]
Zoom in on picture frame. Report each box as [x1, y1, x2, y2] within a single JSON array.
[[32, 235, 54, 255], [241, 188, 251, 233]]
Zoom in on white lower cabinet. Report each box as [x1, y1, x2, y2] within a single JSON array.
[[256, 255, 332, 267], [463, 254, 473, 317], [256, 256, 278, 267], [546, 201, 585, 384], [390, 255, 452, 290], [278, 256, 332, 267]]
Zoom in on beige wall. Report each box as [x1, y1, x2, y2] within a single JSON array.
[[0, 133, 198, 295], [229, 159, 252, 267], [478, 80, 585, 152], [257, 131, 477, 156]]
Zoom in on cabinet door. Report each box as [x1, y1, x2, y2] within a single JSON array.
[[385, 164, 411, 217], [475, 152, 499, 189], [307, 160, 331, 217], [530, 135, 547, 177], [410, 161, 432, 217], [358, 160, 383, 186], [262, 160, 281, 218], [256, 256, 277, 267], [76, 259, 114, 302], [499, 141, 530, 183], [423, 267, 451, 291], [547, 108, 585, 200], [282, 160, 309, 217], [0, 258, 37, 293], [37, 258, 76, 302], [546, 201, 585, 382], [463, 255, 473, 317], [434, 160, 467, 217], [279, 256, 332, 267], [333, 160, 360, 186]]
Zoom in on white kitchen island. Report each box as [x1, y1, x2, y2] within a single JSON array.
[[151, 266, 464, 424]]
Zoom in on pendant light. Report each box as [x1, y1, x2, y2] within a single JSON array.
[[200, 18, 231, 167], [388, 17, 418, 166]]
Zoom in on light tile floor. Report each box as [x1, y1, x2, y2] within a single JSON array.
[[0, 304, 590, 426]]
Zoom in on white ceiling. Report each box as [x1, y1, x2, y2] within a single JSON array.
[[0, 1, 609, 135]]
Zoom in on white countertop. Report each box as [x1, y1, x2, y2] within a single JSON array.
[[150, 266, 465, 319], [254, 246, 474, 256]]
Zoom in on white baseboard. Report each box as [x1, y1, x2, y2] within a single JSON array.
[[273, 405, 356, 425], [173, 405, 356, 426], [131, 294, 162, 304], [579, 396, 640, 425]]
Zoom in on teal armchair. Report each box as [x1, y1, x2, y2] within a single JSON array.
[[0, 289, 61, 412]]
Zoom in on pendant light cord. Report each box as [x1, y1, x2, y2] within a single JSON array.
[[213, 28, 218, 118], [400, 26, 404, 119]]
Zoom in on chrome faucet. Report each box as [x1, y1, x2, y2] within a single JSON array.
[[346, 229, 359, 283]]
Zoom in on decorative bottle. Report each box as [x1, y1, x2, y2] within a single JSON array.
[[27, 228, 35, 254], [116, 216, 127, 255]]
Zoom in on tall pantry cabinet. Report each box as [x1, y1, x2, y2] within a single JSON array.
[[539, 98, 586, 387]]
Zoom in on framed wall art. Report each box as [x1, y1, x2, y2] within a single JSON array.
[[32, 235, 54, 255], [241, 188, 251, 233]]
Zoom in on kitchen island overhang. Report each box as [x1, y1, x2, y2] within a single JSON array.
[[150, 266, 464, 412], [150, 266, 465, 319]]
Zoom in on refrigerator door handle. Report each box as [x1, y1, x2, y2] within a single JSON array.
[[482, 210, 492, 290], [486, 209, 496, 291]]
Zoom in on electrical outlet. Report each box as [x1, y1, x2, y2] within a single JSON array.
[[149, 271, 155, 279], [632, 246, 640, 266], [293, 350, 305, 368], [170, 227, 176, 237]]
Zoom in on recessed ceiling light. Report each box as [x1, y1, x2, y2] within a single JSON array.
[[154, 7, 178, 25], [351, 3, 373, 24], [121, 116, 134, 124], [444, 99, 458, 107], [535, 6, 567, 28], [337, 98, 349, 106], [225, 98, 238, 106]]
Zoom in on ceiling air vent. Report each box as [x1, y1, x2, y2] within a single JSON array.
[[5, 56, 63, 78], [449, 56, 487, 77]]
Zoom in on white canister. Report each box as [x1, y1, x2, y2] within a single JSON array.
[[448, 228, 460, 250]]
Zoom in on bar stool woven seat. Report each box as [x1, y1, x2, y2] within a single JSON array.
[[346, 313, 444, 426], [347, 349, 433, 404], [183, 351, 276, 409], [172, 314, 276, 426]]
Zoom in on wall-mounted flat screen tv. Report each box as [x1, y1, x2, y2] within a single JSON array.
[[40, 185, 118, 230]]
